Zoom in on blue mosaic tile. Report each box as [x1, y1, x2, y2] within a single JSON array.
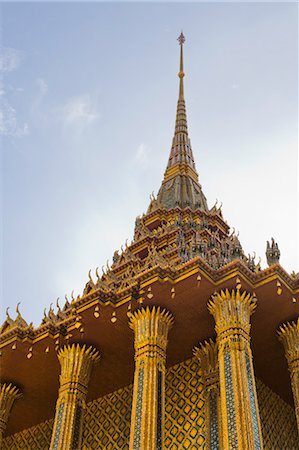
[[156, 369, 163, 450], [209, 390, 219, 450], [224, 350, 238, 449], [133, 365, 144, 449], [52, 402, 64, 450], [72, 403, 83, 448], [245, 353, 262, 449]]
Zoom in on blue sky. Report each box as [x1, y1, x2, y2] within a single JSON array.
[[1, 2, 298, 326]]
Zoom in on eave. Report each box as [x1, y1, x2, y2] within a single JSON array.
[[1, 259, 298, 436]]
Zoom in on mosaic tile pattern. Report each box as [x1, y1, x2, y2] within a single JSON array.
[[83, 385, 132, 449], [133, 366, 144, 450], [3, 358, 299, 449], [164, 358, 206, 449], [256, 378, 299, 450], [72, 404, 83, 449], [156, 369, 163, 450], [224, 350, 238, 450], [3, 419, 53, 449], [245, 353, 262, 449], [209, 390, 219, 450], [52, 402, 64, 450]]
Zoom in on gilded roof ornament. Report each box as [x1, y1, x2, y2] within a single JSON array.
[[177, 31, 185, 46], [156, 33, 208, 211]]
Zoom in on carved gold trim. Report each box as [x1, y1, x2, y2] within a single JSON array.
[[277, 317, 299, 432], [209, 289, 263, 450], [129, 306, 174, 450], [0, 383, 22, 447], [49, 344, 100, 450], [193, 339, 222, 449]]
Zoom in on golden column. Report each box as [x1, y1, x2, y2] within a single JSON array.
[[208, 289, 263, 450], [0, 383, 22, 447], [193, 339, 221, 449], [277, 317, 299, 432], [129, 306, 174, 450], [49, 343, 100, 450]]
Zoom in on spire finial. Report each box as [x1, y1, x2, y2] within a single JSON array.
[[177, 32, 185, 98], [155, 32, 208, 212]]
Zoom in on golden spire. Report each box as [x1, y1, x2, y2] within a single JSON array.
[[178, 32, 185, 100], [155, 33, 208, 211]]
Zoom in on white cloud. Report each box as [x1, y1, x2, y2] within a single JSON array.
[[0, 46, 23, 73], [0, 99, 29, 137], [0, 81, 5, 97], [36, 78, 48, 96], [60, 95, 99, 130], [0, 46, 28, 137], [133, 143, 149, 167]]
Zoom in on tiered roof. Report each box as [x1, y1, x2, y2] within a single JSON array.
[[1, 34, 298, 436]]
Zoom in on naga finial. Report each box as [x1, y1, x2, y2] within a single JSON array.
[[56, 297, 60, 310], [16, 302, 21, 316], [96, 267, 100, 280], [88, 269, 93, 283], [71, 291, 75, 302], [6, 307, 11, 319]]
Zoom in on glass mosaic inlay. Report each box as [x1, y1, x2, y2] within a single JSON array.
[[224, 350, 238, 449], [209, 390, 219, 450], [133, 365, 144, 449], [246, 353, 262, 449], [72, 403, 83, 449], [52, 403, 64, 450], [156, 369, 163, 450]]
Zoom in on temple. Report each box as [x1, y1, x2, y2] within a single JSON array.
[[1, 34, 299, 449]]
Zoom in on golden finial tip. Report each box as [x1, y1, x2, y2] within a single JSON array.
[[177, 32, 185, 46]]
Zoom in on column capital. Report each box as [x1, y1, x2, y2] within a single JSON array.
[[0, 383, 22, 445], [129, 306, 173, 450], [209, 289, 263, 449], [277, 318, 299, 368], [50, 343, 100, 450], [277, 317, 299, 433], [129, 306, 174, 356], [193, 339, 221, 450], [193, 339, 218, 389], [208, 289, 256, 342]]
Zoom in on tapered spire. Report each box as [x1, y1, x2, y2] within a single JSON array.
[[157, 33, 208, 211], [178, 32, 185, 101]]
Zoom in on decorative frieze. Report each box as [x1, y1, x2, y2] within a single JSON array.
[[49, 343, 100, 450], [277, 317, 299, 432], [208, 289, 263, 450], [129, 306, 174, 450]]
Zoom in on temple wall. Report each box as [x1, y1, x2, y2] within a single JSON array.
[[3, 358, 298, 449]]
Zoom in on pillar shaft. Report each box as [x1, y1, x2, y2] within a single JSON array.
[[0, 383, 21, 446], [277, 318, 299, 432], [129, 306, 174, 450], [194, 339, 221, 450], [49, 344, 100, 450], [208, 289, 263, 450]]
